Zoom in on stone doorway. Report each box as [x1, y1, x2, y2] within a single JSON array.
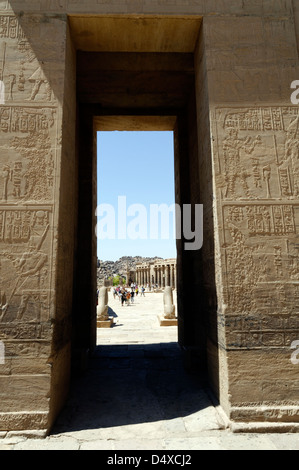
[[69, 15, 218, 426], [0, 13, 219, 434], [1, 4, 299, 435]]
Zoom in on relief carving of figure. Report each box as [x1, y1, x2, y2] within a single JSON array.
[[28, 67, 51, 102], [281, 115, 299, 197], [262, 165, 271, 199], [0, 225, 49, 322], [12, 161, 22, 198], [1, 162, 23, 201], [15, 234, 48, 321], [12, 129, 54, 202], [0, 291, 8, 319], [225, 220, 259, 314], [2, 163, 11, 201], [223, 128, 261, 199]]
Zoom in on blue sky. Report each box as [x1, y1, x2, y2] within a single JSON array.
[[97, 131, 177, 261]]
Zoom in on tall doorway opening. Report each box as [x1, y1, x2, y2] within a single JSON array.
[[96, 128, 178, 361], [70, 15, 219, 409]]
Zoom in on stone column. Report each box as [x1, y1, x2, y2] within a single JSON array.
[[156, 267, 160, 287], [161, 266, 165, 288], [165, 264, 170, 286], [170, 264, 174, 288]]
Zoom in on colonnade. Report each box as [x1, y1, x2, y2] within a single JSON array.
[[136, 259, 177, 289]]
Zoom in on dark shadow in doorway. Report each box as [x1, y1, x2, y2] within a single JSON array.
[[51, 342, 218, 434]]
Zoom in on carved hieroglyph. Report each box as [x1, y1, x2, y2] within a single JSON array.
[[215, 106, 299, 350], [0, 15, 58, 355]]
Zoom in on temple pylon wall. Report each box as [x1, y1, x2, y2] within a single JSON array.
[[0, 1, 298, 433]]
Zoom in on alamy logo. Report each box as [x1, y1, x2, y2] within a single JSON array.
[[96, 197, 203, 251], [0, 341, 5, 365], [290, 80, 299, 104]]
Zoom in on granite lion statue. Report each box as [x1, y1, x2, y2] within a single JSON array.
[[97, 286, 109, 321], [163, 286, 176, 319]]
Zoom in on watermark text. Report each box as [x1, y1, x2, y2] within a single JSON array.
[[96, 197, 203, 251], [290, 80, 299, 104]]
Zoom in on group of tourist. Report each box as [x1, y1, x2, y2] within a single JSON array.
[[113, 283, 146, 306]]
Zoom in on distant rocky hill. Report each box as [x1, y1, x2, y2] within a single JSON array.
[[97, 255, 163, 285]]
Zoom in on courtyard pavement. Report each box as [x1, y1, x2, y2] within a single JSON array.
[[1, 290, 299, 451]]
